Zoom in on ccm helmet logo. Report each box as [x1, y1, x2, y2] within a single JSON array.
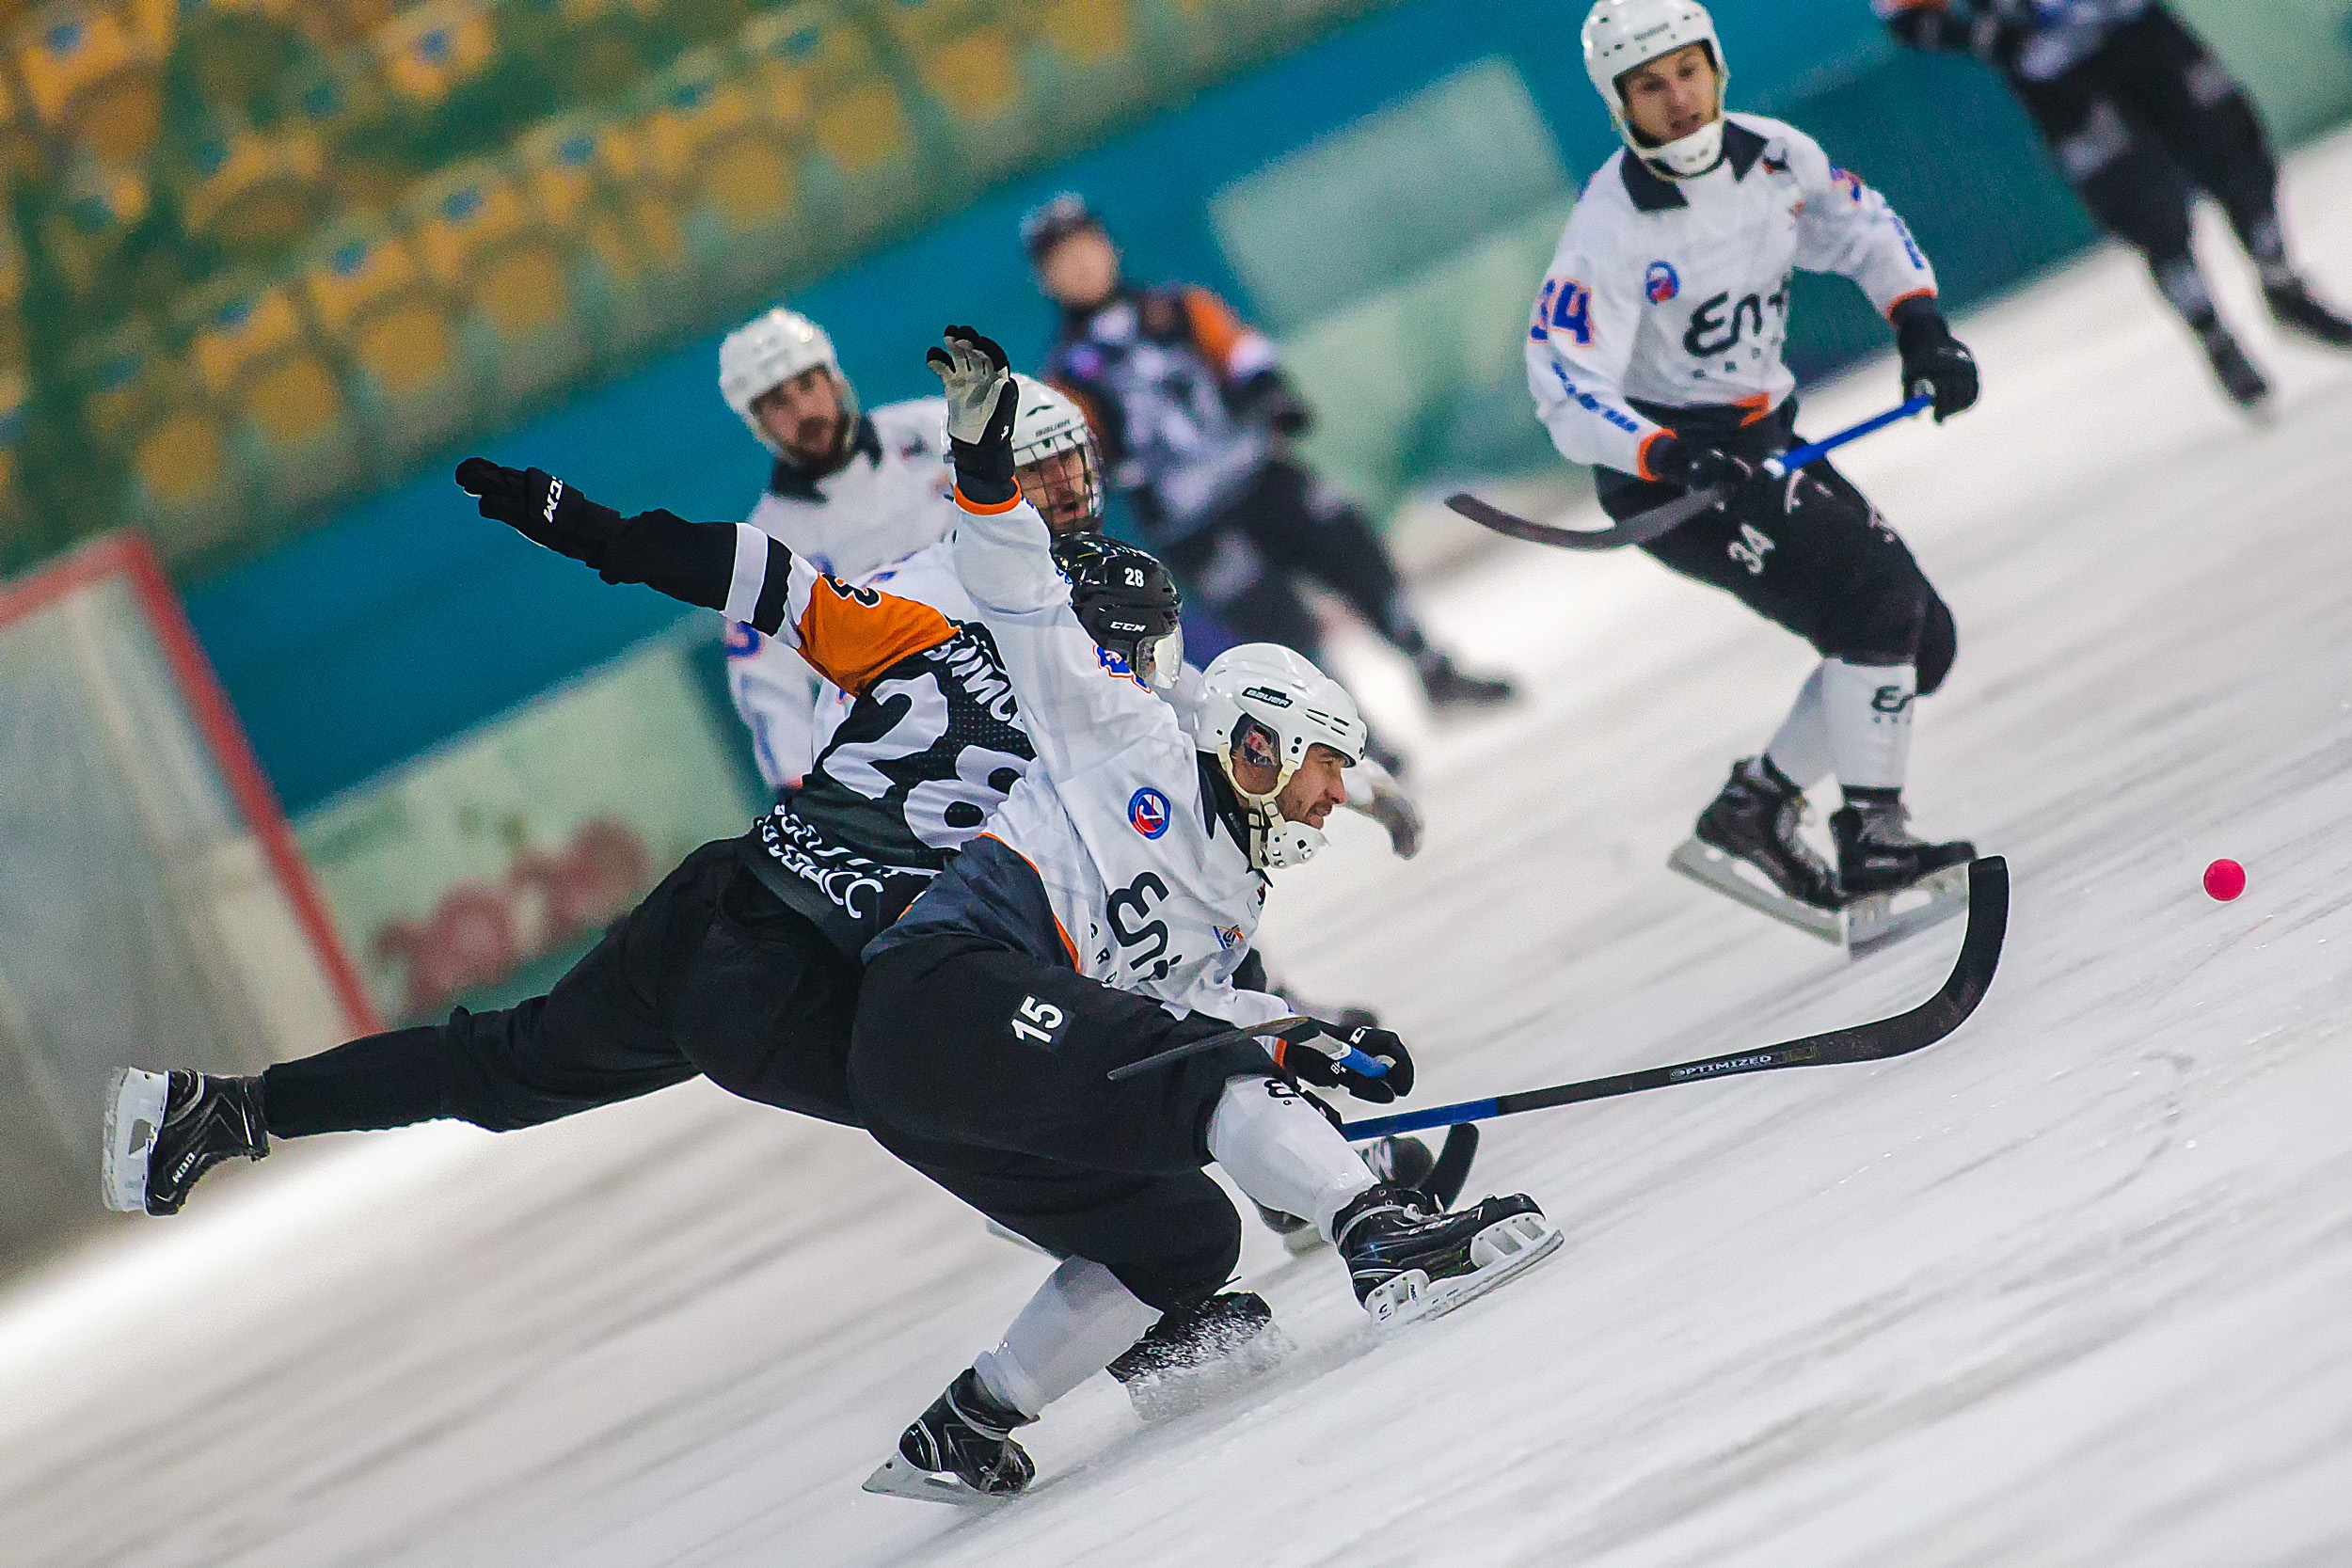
[[1128, 786, 1170, 839], [1241, 686, 1292, 707], [543, 479, 564, 522]]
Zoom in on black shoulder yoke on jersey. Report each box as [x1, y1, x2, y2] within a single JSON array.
[[1620, 120, 1772, 212]]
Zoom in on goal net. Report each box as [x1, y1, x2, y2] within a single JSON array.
[[0, 532, 375, 1266]]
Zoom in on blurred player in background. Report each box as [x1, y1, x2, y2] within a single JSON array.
[[1022, 194, 1518, 752], [1529, 0, 1980, 915], [1880, 0, 2352, 409], [716, 307, 962, 791]]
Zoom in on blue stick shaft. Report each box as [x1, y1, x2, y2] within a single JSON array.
[[1761, 393, 1931, 479], [1336, 1046, 1388, 1079], [1343, 1099, 1499, 1140]]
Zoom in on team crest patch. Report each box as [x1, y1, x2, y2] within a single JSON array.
[[1214, 923, 1245, 951], [1645, 261, 1680, 304], [1128, 786, 1171, 839], [723, 622, 761, 657]]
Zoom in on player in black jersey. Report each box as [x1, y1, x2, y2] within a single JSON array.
[[1882, 0, 2352, 407], [99, 458, 1097, 1220]]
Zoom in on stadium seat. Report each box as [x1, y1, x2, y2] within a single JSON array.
[[177, 276, 366, 515], [400, 160, 591, 404], [38, 152, 152, 301], [14, 3, 167, 164], [0, 57, 45, 197], [174, 5, 311, 126], [626, 48, 807, 287], [736, 0, 875, 113], [515, 110, 695, 356], [1028, 0, 1148, 142], [299, 223, 474, 462], [0, 213, 25, 369], [873, 0, 994, 51], [172, 117, 331, 261], [911, 24, 1040, 179], [371, 0, 498, 110], [810, 78, 921, 206], [68, 320, 250, 547], [1035, 0, 1134, 68], [501, 0, 655, 108]]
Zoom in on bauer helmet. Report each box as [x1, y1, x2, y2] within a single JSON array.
[[1052, 531, 1183, 691], [1193, 644, 1367, 869], [719, 306, 860, 457], [1009, 374, 1104, 533], [1582, 0, 1728, 180]]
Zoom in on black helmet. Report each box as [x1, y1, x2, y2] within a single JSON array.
[[1021, 191, 1104, 265], [1051, 531, 1184, 690]]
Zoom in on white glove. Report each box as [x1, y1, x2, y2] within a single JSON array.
[[925, 325, 1013, 445]]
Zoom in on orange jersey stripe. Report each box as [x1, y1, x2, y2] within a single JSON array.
[[954, 483, 1025, 515], [1885, 286, 1938, 318], [794, 577, 954, 696], [1180, 287, 1253, 374]]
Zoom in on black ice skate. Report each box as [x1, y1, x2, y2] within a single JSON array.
[[1832, 793, 1975, 896], [863, 1368, 1035, 1505], [1107, 1291, 1291, 1420], [102, 1069, 267, 1215], [2197, 321, 2272, 409], [2263, 277, 2352, 349], [1333, 1183, 1561, 1330], [1671, 758, 1844, 937], [1416, 652, 1517, 710]]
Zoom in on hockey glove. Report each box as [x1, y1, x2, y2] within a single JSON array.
[[1232, 370, 1312, 436], [1270, 1021, 1415, 1104], [1645, 435, 1755, 493], [455, 457, 624, 568], [927, 325, 1019, 505], [1892, 297, 1979, 423]]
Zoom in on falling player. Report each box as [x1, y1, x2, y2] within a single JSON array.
[[1527, 0, 1980, 920], [1880, 0, 2352, 409], [852, 329, 1560, 1504]]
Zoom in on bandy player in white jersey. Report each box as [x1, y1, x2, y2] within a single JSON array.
[[1530, 0, 1984, 913], [715, 307, 966, 788], [849, 330, 1562, 1504]]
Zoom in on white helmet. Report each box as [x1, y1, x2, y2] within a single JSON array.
[[719, 306, 861, 455], [1582, 0, 1728, 180], [1193, 643, 1367, 870], [1009, 373, 1103, 531]]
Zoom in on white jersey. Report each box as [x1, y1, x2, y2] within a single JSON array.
[[873, 490, 1291, 1029], [725, 397, 961, 788], [1526, 114, 1937, 478]]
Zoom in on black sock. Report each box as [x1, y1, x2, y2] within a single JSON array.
[[261, 1025, 456, 1138]]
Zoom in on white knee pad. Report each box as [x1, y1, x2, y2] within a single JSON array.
[[1206, 1074, 1376, 1242]]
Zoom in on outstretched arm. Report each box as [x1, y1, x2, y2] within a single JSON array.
[[457, 459, 953, 693]]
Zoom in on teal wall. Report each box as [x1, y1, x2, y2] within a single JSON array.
[[183, 0, 2352, 814]]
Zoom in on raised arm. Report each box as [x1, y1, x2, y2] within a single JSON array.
[[455, 458, 954, 694], [925, 328, 1188, 781]]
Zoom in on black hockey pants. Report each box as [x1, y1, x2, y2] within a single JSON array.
[[1602, 404, 1956, 693], [1162, 457, 1431, 671], [2014, 7, 2281, 299], [849, 932, 1283, 1311], [262, 840, 866, 1137]]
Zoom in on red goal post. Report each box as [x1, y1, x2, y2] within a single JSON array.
[[0, 531, 376, 1262]]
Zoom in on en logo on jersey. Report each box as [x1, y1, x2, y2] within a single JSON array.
[[1128, 786, 1171, 839], [1645, 261, 1680, 304]]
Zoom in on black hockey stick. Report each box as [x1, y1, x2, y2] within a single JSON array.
[[1446, 393, 1933, 552], [1105, 1016, 1314, 1083], [1340, 853, 2006, 1141]]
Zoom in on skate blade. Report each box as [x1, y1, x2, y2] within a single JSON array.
[[1842, 863, 1971, 959], [861, 1451, 1017, 1508], [1363, 1212, 1565, 1331], [1123, 1322, 1295, 1423], [984, 1219, 1061, 1259], [1668, 840, 1842, 945], [101, 1067, 168, 1214]]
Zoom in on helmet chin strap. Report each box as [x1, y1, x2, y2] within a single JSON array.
[[1259, 813, 1328, 870]]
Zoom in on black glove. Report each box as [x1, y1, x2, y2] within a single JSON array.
[[1270, 1020, 1415, 1104], [925, 324, 1019, 503], [1645, 434, 1756, 492], [1232, 370, 1312, 436], [1892, 297, 1979, 423], [455, 457, 624, 567]]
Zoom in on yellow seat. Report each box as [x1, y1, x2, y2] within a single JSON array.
[[514, 114, 616, 235], [38, 153, 151, 298], [402, 160, 536, 288], [813, 78, 913, 176], [404, 162, 591, 401], [737, 2, 875, 116], [694, 132, 797, 235], [373, 0, 498, 109], [914, 25, 1025, 134], [183, 278, 313, 403], [239, 353, 348, 448], [15, 4, 166, 164], [71, 320, 169, 451], [1036, 0, 1133, 67], [873, 0, 993, 50], [133, 405, 235, 510], [172, 275, 363, 511], [176, 119, 329, 257], [300, 224, 429, 339], [475, 245, 571, 336], [348, 298, 459, 398]]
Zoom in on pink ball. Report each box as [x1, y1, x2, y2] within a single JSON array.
[[2203, 859, 2246, 901]]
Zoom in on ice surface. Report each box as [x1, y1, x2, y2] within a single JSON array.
[[6, 137, 2352, 1568]]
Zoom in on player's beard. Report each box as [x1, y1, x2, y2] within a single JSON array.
[[783, 410, 846, 471]]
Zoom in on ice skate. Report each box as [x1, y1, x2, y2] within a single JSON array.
[[1829, 795, 1976, 956], [863, 1368, 1035, 1505], [1106, 1291, 1291, 1420], [1334, 1183, 1562, 1330], [103, 1069, 267, 1215], [1416, 651, 1517, 711], [1254, 1200, 1327, 1254], [1671, 758, 1845, 938], [2263, 277, 2352, 349], [2197, 321, 2272, 409]]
